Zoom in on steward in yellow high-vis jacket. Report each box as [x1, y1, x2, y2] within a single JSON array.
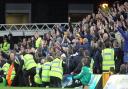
[[49, 53, 66, 88], [34, 63, 42, 86], [42, 56, 53, 87], [2, 52, 21, 86], [22, 48, 37, 86], [102, 42, 115, 72], [0, 38, 10, 54], [34, 32, 42, 49]]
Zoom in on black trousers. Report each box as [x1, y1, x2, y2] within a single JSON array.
[[50, 76, 61, 88], [42, 82, 50, 87], [12, 71, 26, 86], [23, 67, 36, 87], [115, 59, 122, 73]]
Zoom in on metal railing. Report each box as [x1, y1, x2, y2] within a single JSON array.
[[0, 23, 79, 36]]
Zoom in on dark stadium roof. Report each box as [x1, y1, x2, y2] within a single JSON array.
[[4, 0, 127, 4], [3, 0, 108, 3]]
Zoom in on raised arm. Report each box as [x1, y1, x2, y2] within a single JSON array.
[[117, 26, 127, 40]]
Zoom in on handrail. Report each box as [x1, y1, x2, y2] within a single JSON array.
[[0, 22, 79, 25], [0, 23, 80, 31], [0, 23, 80, 36]]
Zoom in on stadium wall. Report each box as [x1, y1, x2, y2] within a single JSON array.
[[0, 0, 68, 23]]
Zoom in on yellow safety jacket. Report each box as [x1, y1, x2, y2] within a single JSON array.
[[0, 42, 10, 53], [49, 58, 63, 80], [34, 63, 42, 84], [35, 37, 42, 48], [42, 62, 51, 82], [2, 63, 16, 81], [23, 54, 37, 70], [102, 48, 115, 71]]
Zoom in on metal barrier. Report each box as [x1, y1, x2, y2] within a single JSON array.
[[0, 23, 79, 36]]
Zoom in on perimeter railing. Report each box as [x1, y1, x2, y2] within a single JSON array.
[[0, 23, 80, 36]]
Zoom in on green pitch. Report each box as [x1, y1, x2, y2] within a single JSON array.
[[0, 87, 74, 89]]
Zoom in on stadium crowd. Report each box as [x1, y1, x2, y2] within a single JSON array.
[[0, 1, 128, 89]]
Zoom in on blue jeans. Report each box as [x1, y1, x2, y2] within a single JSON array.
[[123, 52, 128, 63]]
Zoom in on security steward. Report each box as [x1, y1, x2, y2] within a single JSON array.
[[0, 36, 10, 59], [49, 53, 65, 87], [2, 51, 20, 86], [0, 36, 10, 54], [34, 63, 42, 86], [34, 32, 42, 49], [42, 56, 53, 87], [22, 48, 37, 86], [34, 47, 43, 86], [102, 42, 115, 72]]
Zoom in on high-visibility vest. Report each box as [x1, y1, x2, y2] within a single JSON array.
[[49, 58, 63, 80], [35, 37, 42, 48], [2, 63, 10, 75], [34, 63, 42, 84], [23, 54, 37, 70], [0, 42, 10, 53], [2, 63, 16, 86], [42, 62, 51, 82], [102, 48, 115, 71], [0, 66, 2, 71]]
